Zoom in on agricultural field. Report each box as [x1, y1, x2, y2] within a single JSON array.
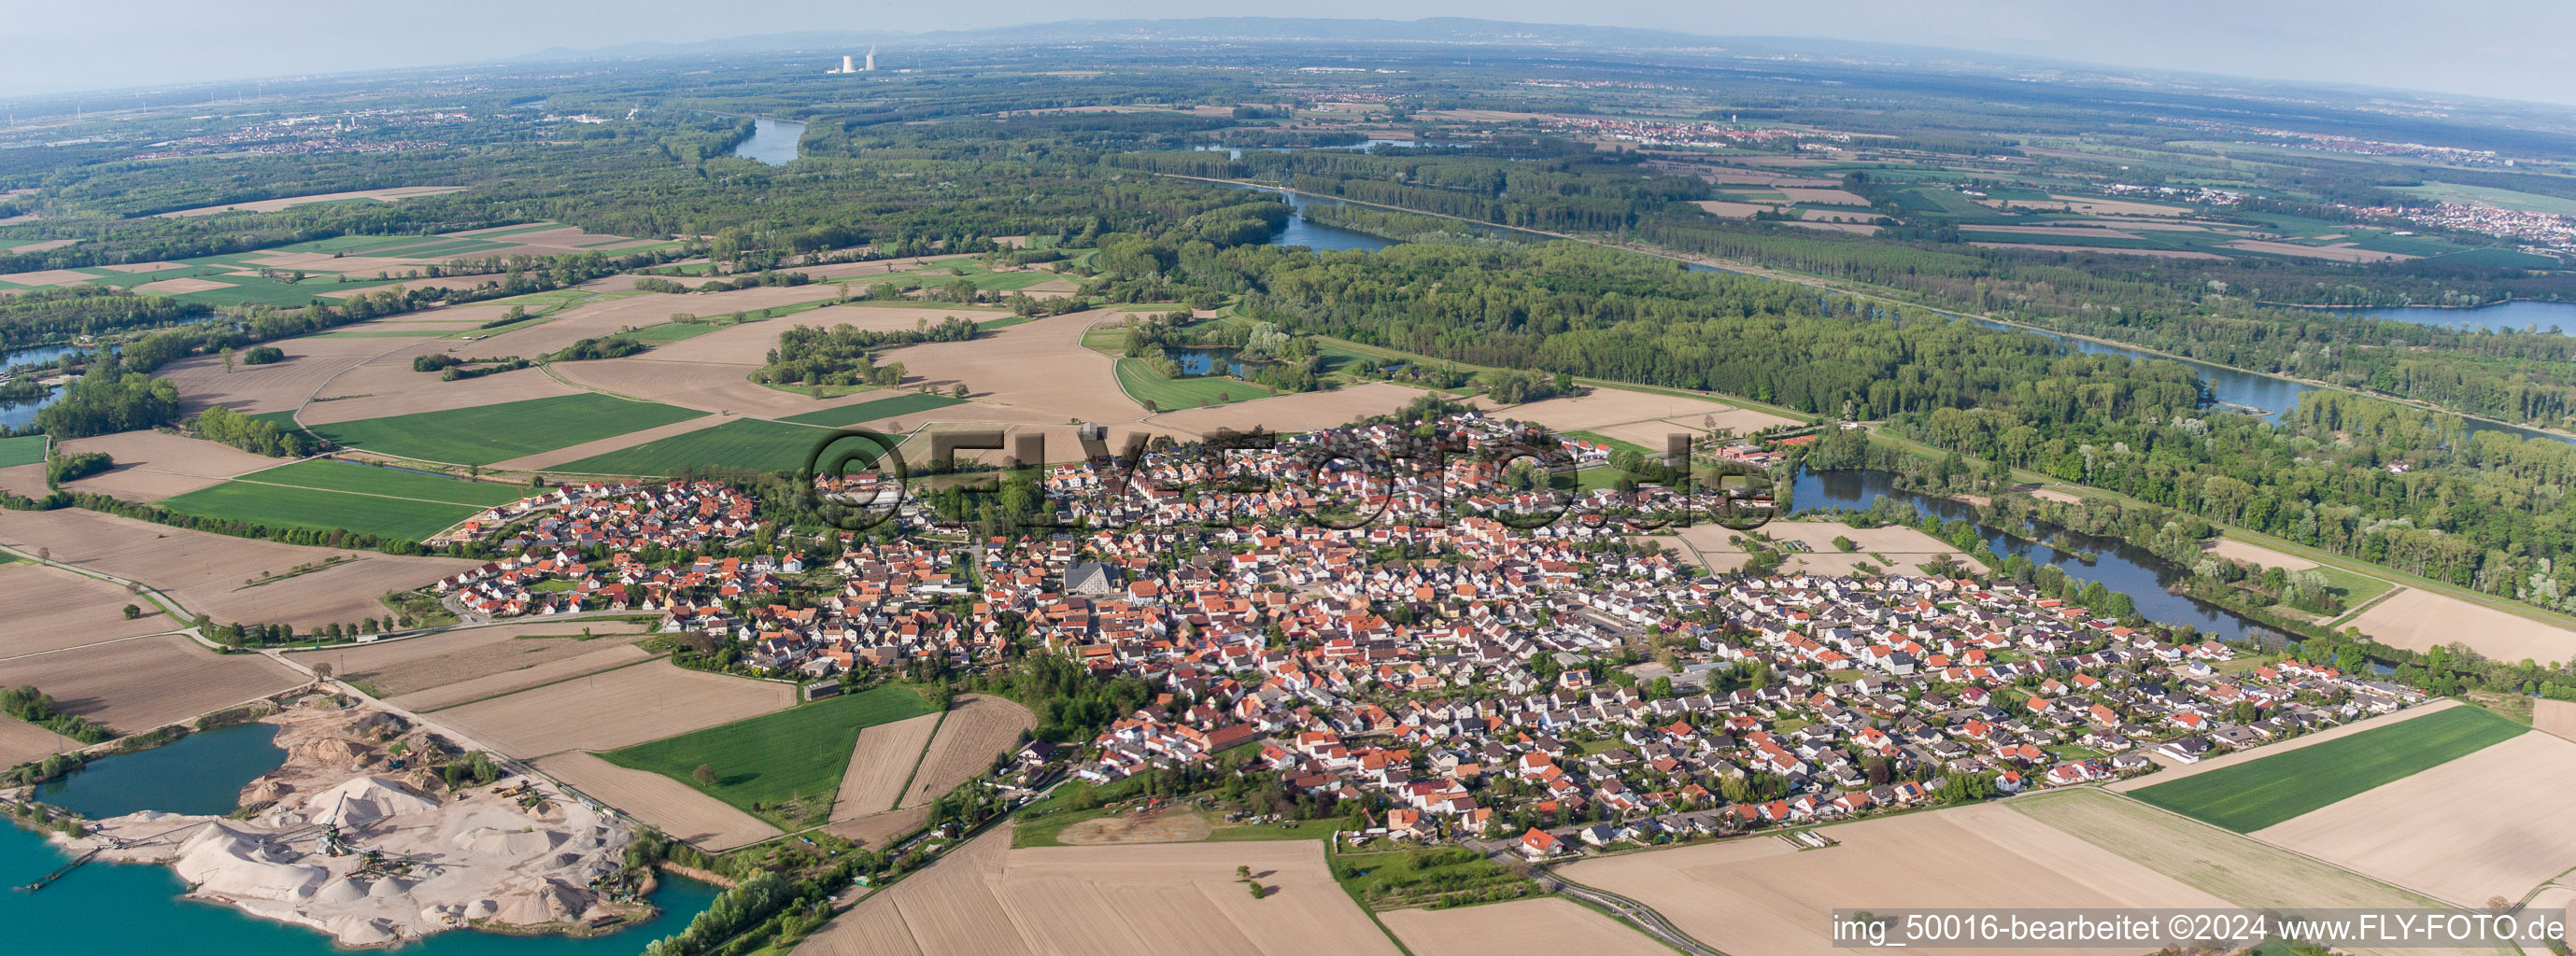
[[2126, 704, 2526, 832], [536, 752, 783, 851], [151, 186, 467, 218], [795, 829, 1400, 956], [221, 458, 529, 507], [2347, 586, 2576, 665], [304, 392, 702, 466], [0, 562, 179, 655], [546, 416, 831, 475], [2109, 699, 2464, 787], [2011, 788, 2468, 956], [778, 392, 968, 428], [830, 711, 942, 819], [0, 634, 304, 735], [54, 430, 285, 502], [0, 507, 475, 629], [0, 715, 80, 768], [1147, 382, 1430, 436], [431, 659, 793, 758], [290, 620, 651, 700], [0, 434, 49, 468], [2539, 697, 2576, 741], [601, 685, 937, 825], [1381, 898, 1671, 956], [384, 642, 657, 712], [1563, 799, 2232, 956], [2250, 730, 2576, 907], [895, 694, 1038, 808], [157, 479, 484, 541], [892, 312, 1147, 422]]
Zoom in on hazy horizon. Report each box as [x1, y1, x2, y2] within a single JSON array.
[[7, 2, 2575, 108]]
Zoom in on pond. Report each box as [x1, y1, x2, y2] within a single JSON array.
[[1790, 468, 2286, 642], [35, 724, 286, 818], [5, 722, 718, 953], [0, 342, 90, 431], [1168, 345, 1248, 377], [730, 118, 805, 166]]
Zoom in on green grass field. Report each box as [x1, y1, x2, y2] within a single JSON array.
[[550, 417, 830, 475], [0, 434, 47, 468], [601, 685, 937, 826], [306, 393, 702, 466], [619, 321, 729, 343], [1113, 358, 1273, 410], [777, 392, 967, 428], [230, 458, 530, 507], [158, 482, 482, 541], [2128, 705, 2526, 832]]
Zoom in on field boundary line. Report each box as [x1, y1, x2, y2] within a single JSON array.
[[2087, 787, 2466, 909], [885, 709, 947, 812], [0, 627, 195, 663], [413, 653, 668, 715]]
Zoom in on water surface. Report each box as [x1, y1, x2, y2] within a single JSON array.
[[730, 119, 806, 166], [35, 723, 286, 818]]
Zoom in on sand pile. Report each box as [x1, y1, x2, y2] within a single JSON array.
[[57, 701, 650, 947], [289, 776, 441, 828], [170, 822, 331, 902]]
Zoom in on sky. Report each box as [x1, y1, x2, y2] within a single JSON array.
[[7, 0, 2574, 106]]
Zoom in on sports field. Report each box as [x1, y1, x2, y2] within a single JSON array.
[[2127, 705, 2526, 832], [777, 392, 968, 428], [600, 685, 937, 825], [305, 392, 702, 465], [228, 458, 531, 507], [157, 481, 483, 541], [548, 416, 830, 475], [0, 434, 45, 468]]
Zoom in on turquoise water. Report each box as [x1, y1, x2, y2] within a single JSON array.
[[0, 822, 717, 954], [35, 723, 286, 818], [7, 723, 717, 952]]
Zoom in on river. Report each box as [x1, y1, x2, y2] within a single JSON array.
[[1791, 468, 2284, 642], [4, 724, 716, 953], [730, 119, 805, 166]]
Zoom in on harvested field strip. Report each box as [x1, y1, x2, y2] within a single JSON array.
[[2012, 790, 2475, 956], [832, 711, 943, 819], [432, 660, 793, 757], [778, 393, 968, 428], [896, 695, 1036, 808], [157, 481, 481, 541], [0, 714, 81, 767], [1382, 897, 1671, 956], [2128, 704, 2526, 832], [2252, 731, 2576, 907], [537, 752, 782, 851], [386, 643, 657, 712], [228, 458, 529, 507], [549, 416, 832, 476], [602, 685, 936, 825], [2539, 697, 2576, 742], [0, 563, 181, 655], [306, 392, 702, 466], [0, 634, 304, 735]]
